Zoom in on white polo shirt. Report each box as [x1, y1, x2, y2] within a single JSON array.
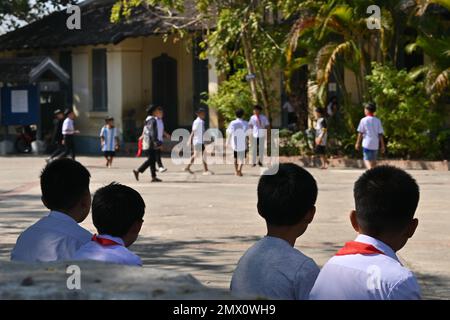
[[156, 117, 164, 142], [357, 116, 384, 150], [309, 234, 421, 300], [62, 118, 75, 135], [192, 117, 205, 146], [73, 234, 142, 266], [227, 118, 249, 152], [11, 211, 92, 262], [249, 114, 269, 138]]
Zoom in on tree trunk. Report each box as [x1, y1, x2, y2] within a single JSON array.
[[241, 30, 259, 104]]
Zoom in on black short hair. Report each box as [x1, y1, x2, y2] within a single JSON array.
[[253, 105, 263, 111], [315, 107, 325, 115], [40, 159, 91, 210], [235, 108, 245, 118], [354, 166, 419, 235], [257, 163, 318, 226], [146, 104, 156, 115], [92, 183, 146, 237], [364, 102, 376, 113]]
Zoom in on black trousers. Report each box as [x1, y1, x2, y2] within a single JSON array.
[[49, 141, 64, 159], [138, 149, 157, 178], [155, 149, 164, 168], [57, 135, 76, 160]]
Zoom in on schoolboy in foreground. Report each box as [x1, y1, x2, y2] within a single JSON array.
[[310, 166, 421, 300], [73, 183, 145, 266], [11, 159, 92, 262], [230, 163, 320, 300]]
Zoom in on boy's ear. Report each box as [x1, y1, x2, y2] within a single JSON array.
[[304, 206, 316, 224], [350, 210, 360, 233], [405, 218, 419, 239], [131, 220, 143, 234]]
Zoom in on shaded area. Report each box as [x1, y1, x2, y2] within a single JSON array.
[[415, 272, 450, 300]]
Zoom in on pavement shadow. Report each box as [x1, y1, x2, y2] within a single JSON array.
[[415, 272, 450, 300], [132, 235, 261, 274]]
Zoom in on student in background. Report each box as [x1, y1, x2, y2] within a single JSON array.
[[58, 109, 80, 160], [11, 159, 92, 262], [100, 116, 119, 168], [73, 183, 145, 266], [227, 108, 249, 177], [313, 107, 328, 169], [355, 102, 385, 169], [310, 166, 421, 300], [231, 163, 320, 300], [155, 107, 170, 173], [46, 109, 65, 163], [248, 105, 269, 167], [184, 108, 212, 175], [133, 105, 162, 182]]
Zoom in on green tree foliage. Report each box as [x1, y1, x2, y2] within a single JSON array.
[[205, 70, 253, 127], [367, 62, 449, 159], [0, 0, 78, 31], [112, 0, 289, 126]]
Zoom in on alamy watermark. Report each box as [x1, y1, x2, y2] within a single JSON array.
[[66, 5, 81, 30], [66, 264, 81, 290], [366, 5, 381, 30], [168, 128, 280, 175]]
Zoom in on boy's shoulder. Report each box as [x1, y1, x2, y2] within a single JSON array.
[[327, 251, 417, 284], [246, 237, 316, 265]]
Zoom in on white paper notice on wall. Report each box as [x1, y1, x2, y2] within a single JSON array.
[[11, 90, 29, 113]]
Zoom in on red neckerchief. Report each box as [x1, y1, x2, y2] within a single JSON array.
[[92, 234, 123, 246], [335, 241, 384, 256], [367, 113, 374, 117]]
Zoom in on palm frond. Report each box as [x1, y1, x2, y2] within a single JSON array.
[[431, 67, 450, 94]]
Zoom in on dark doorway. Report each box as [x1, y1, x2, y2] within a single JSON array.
[[152, 54, 178, 132]]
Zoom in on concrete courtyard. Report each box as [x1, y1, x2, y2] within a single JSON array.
[[0, 156, 449, 299]]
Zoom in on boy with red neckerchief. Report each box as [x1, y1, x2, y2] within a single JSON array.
[[73, 183, 145, 266], [355, 102, 385, 170], [310, 166, 421, 300]]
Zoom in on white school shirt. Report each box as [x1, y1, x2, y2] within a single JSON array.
[[309, 234, 421, 300], [357, 116, 384, 150], [315, 117, 328, 146], [283, 101, 295, 113], [11, 211, 92, 263], [192, 117, 205, 145], [73, 234, 142, 266], [249, 114, 269, 138], [227, 118, 249, 152], [230, 236, 320, 300], [156, 117, 164, 142], [100, 126, 118, 152], [62, 118, 75, 135]]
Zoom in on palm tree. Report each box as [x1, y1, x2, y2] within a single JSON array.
[[406, 0, 450, 100]]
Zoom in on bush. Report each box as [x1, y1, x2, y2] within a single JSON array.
[[205, 69, 254, 126], [279, 129, 313, 156], [366, 62, 448, 159]]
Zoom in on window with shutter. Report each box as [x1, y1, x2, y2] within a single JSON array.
[[92, 49, 108, 111]]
